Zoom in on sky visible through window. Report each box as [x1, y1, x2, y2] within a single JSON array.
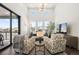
[[0, 19, 18, 29]]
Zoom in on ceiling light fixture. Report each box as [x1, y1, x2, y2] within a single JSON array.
[[39, 3, 47, 12]]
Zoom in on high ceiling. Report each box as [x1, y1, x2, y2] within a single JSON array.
[[26, 3, 56, 9], [0, 3, 28, 16], [0, 6, 10, 16], [0, 3, 56, 17], [0, 5, 17, 17], [27, 4, 56, 21]]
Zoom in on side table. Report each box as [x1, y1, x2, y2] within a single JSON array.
[[35, 41, 45, 55]]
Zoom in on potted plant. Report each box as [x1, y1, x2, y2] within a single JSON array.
[[47, 22, 55, 38]]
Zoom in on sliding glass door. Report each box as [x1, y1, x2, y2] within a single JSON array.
[[12, 13, 18, 43], [0, 6, 10, 49], [0, 4, 20, 50]]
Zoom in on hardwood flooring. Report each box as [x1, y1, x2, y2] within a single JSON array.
[[65, 47, 79, 55], [0, 45, 79, 55]]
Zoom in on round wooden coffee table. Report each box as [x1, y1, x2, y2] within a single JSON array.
[[35, 41, 45, 55]]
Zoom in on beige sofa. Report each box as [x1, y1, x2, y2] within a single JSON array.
[[44, 34, 66, 54]]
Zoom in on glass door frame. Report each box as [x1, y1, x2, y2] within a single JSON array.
[[0, 3, 21, 45]]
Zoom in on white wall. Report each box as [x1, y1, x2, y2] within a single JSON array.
[[55, 3, 79, 49], [55, 3, 79, 37], [3, 3, 29, 34]]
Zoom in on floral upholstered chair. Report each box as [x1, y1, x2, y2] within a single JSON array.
[[45, 34, 66, 54], [13, 34, 35, 54], [13, 35, 25, 54]]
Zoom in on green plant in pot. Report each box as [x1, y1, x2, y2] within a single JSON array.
[[47, 22, 55, 38]]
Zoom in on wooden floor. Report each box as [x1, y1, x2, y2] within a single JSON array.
[[65, 47, 79, 55], [0, 45, 15, 55], [0, 45, 79, 55]]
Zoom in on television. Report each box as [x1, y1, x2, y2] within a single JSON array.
[[60, 23, 67, 33]]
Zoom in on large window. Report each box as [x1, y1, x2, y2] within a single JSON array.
[[0, 6, 10, 48], [38, 21, 43, 29], [44, 21, 50, 29], [31, 20, 52, 31], [0, 18, 10, 45], [45, 21, 49, 27], [0, 4, 20, 50], [31, 21, 36, 28], [12, 13, 19, 43]]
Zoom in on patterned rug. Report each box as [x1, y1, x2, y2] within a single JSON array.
[[15, 49, 67, 55], [29, 47, 67, 55], [15, 46, 67, 55]]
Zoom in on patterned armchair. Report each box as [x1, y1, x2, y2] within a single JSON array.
[[13, 35, 35, 54], [45, 34, 66, 54], [13, 35, 25, 54], [23, 36, 35, 54]]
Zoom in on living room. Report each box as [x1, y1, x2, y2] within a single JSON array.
[[0, 3, 79, 55]]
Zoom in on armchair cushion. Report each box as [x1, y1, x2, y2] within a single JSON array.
[[51, 34, 64, 40]]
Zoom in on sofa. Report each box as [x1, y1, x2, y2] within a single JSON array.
[[44, 34, 66, 54]]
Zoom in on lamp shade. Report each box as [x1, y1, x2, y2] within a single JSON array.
[[36, 31, 44, 37]]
